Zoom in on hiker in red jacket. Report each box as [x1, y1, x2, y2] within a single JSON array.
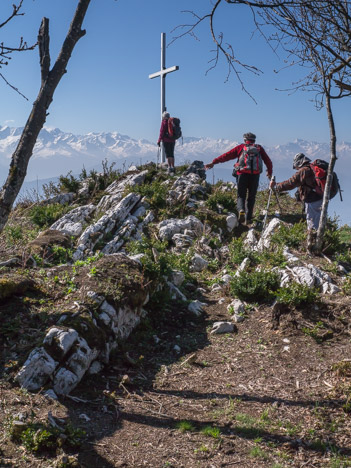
[[157, 111, 175, 173], [205, 132, 273, 224]]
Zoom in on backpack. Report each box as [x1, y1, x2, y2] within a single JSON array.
[[167, 117, 182, 140], [309, 159, 339, 199], [237, 144, 263, 174]]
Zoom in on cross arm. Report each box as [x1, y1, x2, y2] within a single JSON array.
[[149, 65, 179, 79]]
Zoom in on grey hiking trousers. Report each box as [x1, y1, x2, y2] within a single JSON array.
[[305, 198, 323, 230]]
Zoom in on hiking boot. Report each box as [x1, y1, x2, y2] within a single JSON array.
[[307, 229, 317, 253], [238, 210, 246, 224]]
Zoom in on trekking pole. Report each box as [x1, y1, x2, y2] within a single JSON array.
[[156, 147, 160, 169], [273, 185, 283, 213], [262, 176, 274, 230], [338, 181, 343, 202]]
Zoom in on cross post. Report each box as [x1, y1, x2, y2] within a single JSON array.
[[149, 33, 179, 163]]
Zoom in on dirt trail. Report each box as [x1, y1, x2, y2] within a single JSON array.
[[1, 287, 351, 468]]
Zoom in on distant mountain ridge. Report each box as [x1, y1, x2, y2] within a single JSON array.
[[1, 126, 350, 181]]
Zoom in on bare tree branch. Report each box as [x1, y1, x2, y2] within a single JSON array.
[[0, 0, 91, 233]]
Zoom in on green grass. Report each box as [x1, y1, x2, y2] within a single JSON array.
[[200, 425, 221, 439], [175, 420, 196, 433]]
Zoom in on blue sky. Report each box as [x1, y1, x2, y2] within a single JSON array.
[[0, 0, 350, 147]]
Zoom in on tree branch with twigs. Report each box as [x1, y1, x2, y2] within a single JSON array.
[[0, 0, 92, 234]]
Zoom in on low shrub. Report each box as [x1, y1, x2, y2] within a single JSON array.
[[275, 282, 319, 307], [129, 180, 168, 209], [271, 221, 306, 249], [206, 187, 236, 212], [230, 270, 280, 302], [29, 203, 72, 228], [228, 237, 254, 266]]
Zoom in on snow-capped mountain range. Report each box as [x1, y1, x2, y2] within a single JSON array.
[[0, 126, 349, 224], [1, 126, 350, 180]]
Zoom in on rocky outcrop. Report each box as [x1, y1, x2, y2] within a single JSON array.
[[15, 254, 151, 396]]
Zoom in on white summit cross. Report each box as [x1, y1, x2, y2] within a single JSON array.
[[149, 32, 179, 163]]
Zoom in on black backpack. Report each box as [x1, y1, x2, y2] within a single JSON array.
[[167, 117, 182, 140]]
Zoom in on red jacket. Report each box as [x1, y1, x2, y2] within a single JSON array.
[[212, 142, 273, 177], [157, 119, 175, 144]]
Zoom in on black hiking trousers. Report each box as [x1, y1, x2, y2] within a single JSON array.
[[237, 173, 260, 222], [163, 141, 175, 159]]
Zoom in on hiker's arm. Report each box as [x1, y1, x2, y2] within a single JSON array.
[[211, 145, 243, 165], [157, 120, 167, 144], [276, 171, 302, 192]]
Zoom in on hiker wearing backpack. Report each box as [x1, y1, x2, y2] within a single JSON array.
[[270, 153, 339, 243], [205, 132, 273, 225], [157, 111, 182, 173]]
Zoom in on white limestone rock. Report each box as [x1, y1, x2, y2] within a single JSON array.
[[244, 229, 258, 249], [158, 215, 204, 241], [43, 327, 79, 360], [211, 321, 236, 334], [112, 305, 142, 340], [222, 274, 232, 285], [226, 213, 239, 232], [257, 218, 282, 251], [191, 253, 209, 272], [283, 248, 299, 264], [50, 204, 95, 237], [65, 337, 98, 381], [53, 368, 79, 396], [167, 282, 187, 302], [15, 348, 58, 391], [188, 300, 207, 316], [170, 270, 185, 287], [44, 192, 75, 205], [73, 192, 141, 260], [235, 257, 250, 277]]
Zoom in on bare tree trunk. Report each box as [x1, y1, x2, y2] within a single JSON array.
[[0, 0, 91, 233], [315, 86, 337, 253]]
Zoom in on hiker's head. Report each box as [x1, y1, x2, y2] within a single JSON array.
[[293, 153, 311, 169], [243, 132, 256, 143], [162, 111, 170, 120]]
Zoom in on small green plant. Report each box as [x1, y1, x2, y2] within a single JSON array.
[[332, 361, 351, 377], [206, 188, 236, 212], [249, 444, 269, 460], [342, 275, 351, 295], [322, 219, 347, 255], [89, 266, 98, 276], [4, 224, 23, 244], [271, 221, 306, 249], [127, 179, 168, 209], [230, 270, 280, 302], [228, 237, 254, 266], [58, 171, 80, 193], [194, 444, 210, 454], [15, 421, 85, 453], [50, 245, 73, 265], [201, 425, 221, 439], [175, 420, 196, 433], [29, 203, 72, 228], [275, 282, 319, 307], [301, 321, 326, 342], [329, 455, 351, 467]]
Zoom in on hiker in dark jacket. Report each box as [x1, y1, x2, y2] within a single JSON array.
[[205, 132, 273, 224], [157, 111, 175, 173], [270, 153, 323, 231]]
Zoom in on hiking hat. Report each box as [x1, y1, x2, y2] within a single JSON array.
[[243, 132, 256, 141], [162, 111, 170, 119], [293, 153, 311, 169]]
